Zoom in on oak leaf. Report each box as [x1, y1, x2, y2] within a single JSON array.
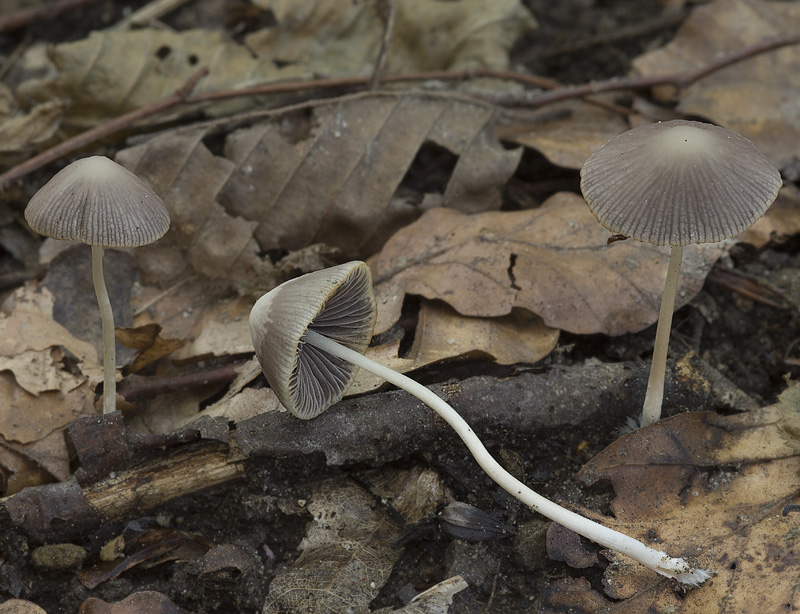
[[542, 384, 800, 612], [370, 193, 723, 336]]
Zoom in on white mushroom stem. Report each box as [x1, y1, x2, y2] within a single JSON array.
[[91, 245, 117, 415], [303, 328, 711, 585], [641, 245, 684, 427]]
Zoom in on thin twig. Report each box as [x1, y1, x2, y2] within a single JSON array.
[[0, 0, 103, 33], [0, 33, 32, 80], [517, 33, 800, 108], [189, 68, 561, 104], [0, 67, 208, 191], [519, 11, 686, 62], [111, 0, 196, 30], [118, 362, 242, 403], [369, 0, 397, 90], [2, 33, 797, 192]]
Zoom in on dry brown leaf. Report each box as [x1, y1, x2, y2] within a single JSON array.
[[497, 99, 629, 169], [0, 283, 98, 367], [115, 323, 185, 373], [18, 1, 533, 128], [117, 93, 522, 282], [374, 577, 468, 614], [0, 347, 84, 396], [542, 384, 800, 612], [18, 29, 305, 127], [741, 184, 800, 248], [631, 0, 800, 166], [0, 285, 96, 485], [248, 0, 535, 74], [0, 372, 92, 446], [369, 193, 724, 336], [349, 300, 558, 395], [0, 92, 66, 155], [0, 600, 48, 614], [264, 468, 447, 614], [78, 590, 193, 614], [0, 442, 52, 496]]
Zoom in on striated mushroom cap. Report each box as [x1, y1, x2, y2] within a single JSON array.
[[580, 120, 782, 246], [25, 156, 170, 247], [249, 261, 377, 419]]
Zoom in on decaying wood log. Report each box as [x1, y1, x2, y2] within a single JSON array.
[[2, 360, 731, 542]]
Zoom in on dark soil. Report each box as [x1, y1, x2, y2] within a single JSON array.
[[1, 1, 798, 613]]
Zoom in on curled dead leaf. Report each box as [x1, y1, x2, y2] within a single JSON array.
[[550, 384, 800, 611], [117, 93, 522, 284], [632, 0, 800, 167], [370, 193, 723, 336]]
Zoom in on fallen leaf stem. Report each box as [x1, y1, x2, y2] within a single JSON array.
[[0, 67, 208, 191], [304, 328, 711, 585]]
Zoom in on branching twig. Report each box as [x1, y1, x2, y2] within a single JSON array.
[[1, 33, 797, 192], [0, 0, 103, 33], [517, 33, 800, 108], [370, 0, 397, 90], [0, 67, 208, 191]]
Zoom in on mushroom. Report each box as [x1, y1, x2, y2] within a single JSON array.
[[580, 120, 781, 427], [250, 261, 711, 585], [25, 156, 171, 414]]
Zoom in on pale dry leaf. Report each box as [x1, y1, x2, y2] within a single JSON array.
[[0, 347, 85, 396], [543, 384, 800, 612], [18, 29, 307, 127], [117, 93, 522, 283], [248, 0, 536, 74], [0, 372, 92, 446], [348, 300, 558, 395], [263, 468, 447, 614], [369, 193, 724, 336], [0, 599, 48, 614], [0, 443, 53, 496], [0, 283, 98, 367], [497, 100, 629, 169], [631, 0, 800, 167], [374, 577, 468, 614], [191, 386, 283, 425], [741, 184, 800, 248], [79, 590, 192, 614], [0, 99, 66, 154], [0, 384, 82, 486]]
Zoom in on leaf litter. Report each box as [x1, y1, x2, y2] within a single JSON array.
[[543, 383, 800, 612], [0, 0, 799, 611]]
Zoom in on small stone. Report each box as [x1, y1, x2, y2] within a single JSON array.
[[30, 543, 87, 570]]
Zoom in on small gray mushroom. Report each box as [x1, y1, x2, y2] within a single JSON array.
[[250, 261, 712, 585], [25, 156, 170, 414], [581, 120, 781, 426]]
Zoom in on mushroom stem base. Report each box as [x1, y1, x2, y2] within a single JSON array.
[[92, 245, 116, 415], [303, 328, 711, 585]]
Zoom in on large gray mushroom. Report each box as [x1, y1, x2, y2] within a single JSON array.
[[581, 120, 781, 426], [25, 156, 170, 414], [250, 261, 711, 584]]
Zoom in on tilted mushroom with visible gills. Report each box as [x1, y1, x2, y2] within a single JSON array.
[[249, 261, 712, 585], [24, 156, 171, 415], [580, 120, 782, 427]]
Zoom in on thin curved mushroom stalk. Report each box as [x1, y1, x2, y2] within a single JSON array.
[[249, 261, 712, 585]]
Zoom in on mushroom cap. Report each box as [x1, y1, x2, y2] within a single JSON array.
[[249, 261, 377, 419], [580, 120, 782, 246], [24, 156, 170, 247]]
